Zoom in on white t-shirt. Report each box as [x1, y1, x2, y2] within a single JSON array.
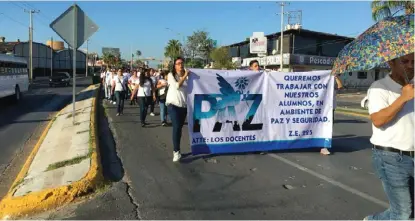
[[158, 79, 167, 96], [368, 74, 414, 151], [166, 72, 187, 108], [137, 79, 152, 97], [113, 75, 124, 92], [129, 76, 139, 85], [105, 72, 113, 85]]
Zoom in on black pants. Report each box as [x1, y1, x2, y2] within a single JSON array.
[[115, 91, 125, 114], [168, 105, 187, 152], [150, 99, 155, 113], [138, 96, 151, 123]]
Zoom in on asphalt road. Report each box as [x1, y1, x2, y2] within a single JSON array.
[[337, 94, 366, 110], [0, 77, 91, 200], [30, 93, 390, 220]]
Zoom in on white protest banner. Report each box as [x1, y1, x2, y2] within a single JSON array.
[[187, 69, 333, 155]]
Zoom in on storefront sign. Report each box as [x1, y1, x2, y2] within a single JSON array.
[[250, 32, 267, 54], [290, 54, 335, 66], [242, 54, 290, 67]]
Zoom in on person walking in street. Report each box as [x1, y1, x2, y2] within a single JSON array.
[[166, 57, 189, 162], [320, 74, 343, 155], [105, 69, 115, 104], [129, 70, 139, 105], [113, 69, 126, 116], [364, 53, 414, 220], [157, 70, 169, 126], [149, 68, 157, 116], [135, 69, 156, 127]]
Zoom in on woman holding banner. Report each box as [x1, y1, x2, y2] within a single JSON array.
[[166, 57, 189, 162]]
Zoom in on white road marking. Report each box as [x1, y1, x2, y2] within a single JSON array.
[[268, 153, 389, 208]]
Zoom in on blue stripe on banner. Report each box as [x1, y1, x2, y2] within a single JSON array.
[[191, 138, 332, 155]]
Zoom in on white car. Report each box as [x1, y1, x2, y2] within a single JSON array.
[[361, 95, 369, 109]]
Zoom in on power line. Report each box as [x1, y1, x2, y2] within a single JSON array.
[[8, 1, 27, 10], [0, 12, 27, 28]]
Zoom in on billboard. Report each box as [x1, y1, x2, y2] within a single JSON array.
[[102, 47, 120, 56], [250, 32, 267, 54]]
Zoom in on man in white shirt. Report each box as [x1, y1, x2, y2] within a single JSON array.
[[365, 53, 414, 220], [105, 69, 113, 100]]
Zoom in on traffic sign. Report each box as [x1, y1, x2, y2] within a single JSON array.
[[50, 4, 99, 49], [50, 4, 99, 125]]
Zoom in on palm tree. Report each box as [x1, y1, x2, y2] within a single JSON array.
[[164, 39, 182, 61], [371, 0, 414, 21], [136, 50, 142, 58], [102, 52, 116, 67]]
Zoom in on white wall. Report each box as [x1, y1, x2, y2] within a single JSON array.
[[339, 69, 389, 88]]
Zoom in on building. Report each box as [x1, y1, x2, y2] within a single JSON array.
[[12, 42, 86, 78], [0, 37, 21, 54], [226, 25, 390, 88]]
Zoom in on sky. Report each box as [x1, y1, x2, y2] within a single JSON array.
[[0, 1, 377, 67]]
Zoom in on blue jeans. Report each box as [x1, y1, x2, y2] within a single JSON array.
[[159, 99, 168, 123], [114, 91, 125, 114], [367, 148, 414, 220], [138, 96, 151, 123], [168, 105, 187, 152]]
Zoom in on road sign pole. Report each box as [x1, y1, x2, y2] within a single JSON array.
[[72, 5, 77, 125], [49, 4, 98, 125]]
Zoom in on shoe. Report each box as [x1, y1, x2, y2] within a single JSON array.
[[150, 113, 155, 116], [173, 151, 182, 162], [320, 148, 331, 155], [116, 113, 120, 116], [363, 217, 368, 221], [141, 123, 145, 127], [162, 122, 166, 127]]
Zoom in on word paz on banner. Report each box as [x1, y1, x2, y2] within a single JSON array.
[[193, 74, 263, 133]]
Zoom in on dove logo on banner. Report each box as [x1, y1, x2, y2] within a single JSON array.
[[192, 74, 263, 133], [187, 69, 334, 155]]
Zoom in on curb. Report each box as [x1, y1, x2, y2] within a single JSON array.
[[0, 84, 104, 219], [336, 107, 369, 119]]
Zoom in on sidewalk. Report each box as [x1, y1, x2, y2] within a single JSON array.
[[0, 84, 102, 219]]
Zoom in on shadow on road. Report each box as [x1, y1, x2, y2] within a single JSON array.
[[334, 119, 367, 124], [98, 92, 125, 182], [181, 134, 372, 163]]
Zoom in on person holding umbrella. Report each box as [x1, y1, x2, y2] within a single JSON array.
[[332, 14, 414, 220]]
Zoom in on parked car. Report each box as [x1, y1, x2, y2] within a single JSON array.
[[49, 72, 71, 87], [361, 95, 369, 109]]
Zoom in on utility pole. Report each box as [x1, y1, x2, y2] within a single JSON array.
[[25, 9, 39, 83], [130, 45, 133, 71], [277, 2, 289, 72], [50, 36, 53, 76], [85, 39, 89, 77]]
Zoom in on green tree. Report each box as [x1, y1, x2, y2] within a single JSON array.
[[102, 52, 116, 67], [185, 58, 204, 69], [210, 47, 236, 70], [186, 30, 215, 65], [164, 39, 182, 61], [371, 0, 414, 21], [136, 50, 142, 58]]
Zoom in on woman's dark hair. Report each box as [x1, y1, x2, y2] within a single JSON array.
[[249, 60, 259, 67], [139, 69, 149, 86], [171, 57, 184, 82], [160, 70, 168, 79]]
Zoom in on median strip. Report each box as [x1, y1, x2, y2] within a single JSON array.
[[336, 107, 369, 119], [0, 84, 103, 219]]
